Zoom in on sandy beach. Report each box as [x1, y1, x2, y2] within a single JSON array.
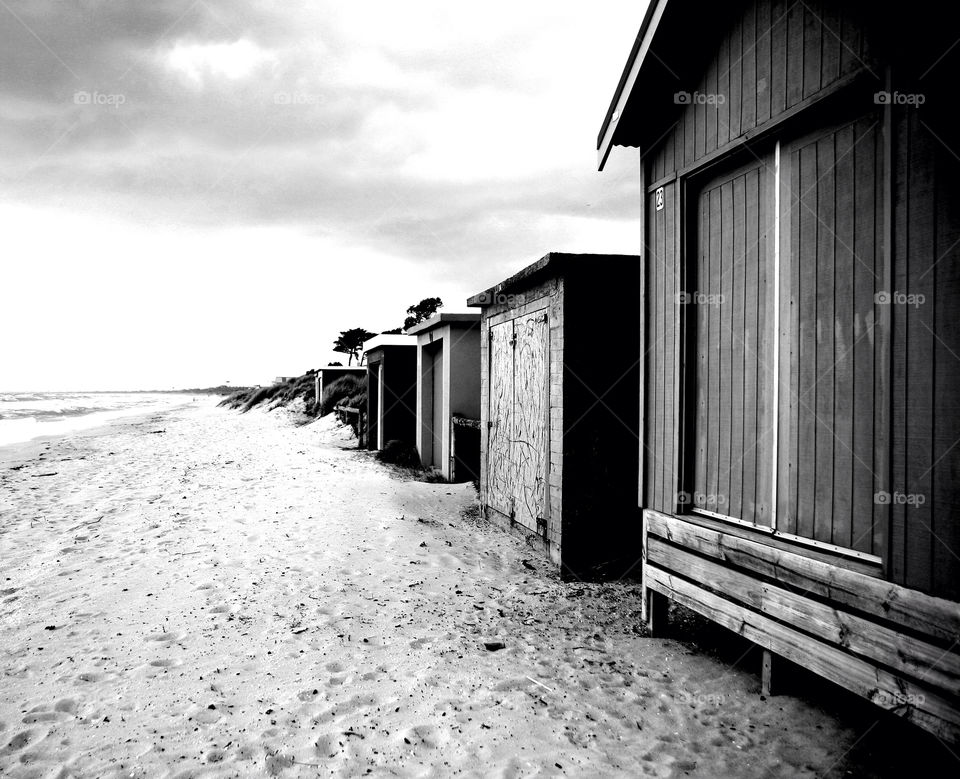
[[0, 401, 944, 778]]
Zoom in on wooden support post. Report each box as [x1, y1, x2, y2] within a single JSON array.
[[761, 649, 774, 698], [646, 590, 669, 637]]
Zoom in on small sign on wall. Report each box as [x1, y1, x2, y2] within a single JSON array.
[[655, 186, 665, 211]]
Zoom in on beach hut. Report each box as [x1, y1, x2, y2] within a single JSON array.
[[407, 313, 482, 481], [362, 334, 417, 451], [468, 253, 642, 578], [598, 0, 960, 741], [314, 366, 367, 406]]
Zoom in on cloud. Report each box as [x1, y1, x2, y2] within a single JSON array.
[[163, 38, 278, 86]]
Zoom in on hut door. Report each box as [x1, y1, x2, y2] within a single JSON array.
[[487, 321, 515, 516], [691, 156, 776, 527], [486, 313, 549, 529]]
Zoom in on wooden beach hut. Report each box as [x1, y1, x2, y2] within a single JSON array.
[[598, 0, 960, 741], [468, 253, 642, 578], [407, 313, 482, 482], [314, 366, 367, 406], [362, 334, 417, 451]]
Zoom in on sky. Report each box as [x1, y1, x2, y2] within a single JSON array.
[[0, 0, 646, 390]]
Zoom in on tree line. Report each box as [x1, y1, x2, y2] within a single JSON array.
[[331, 297, 442, 365]]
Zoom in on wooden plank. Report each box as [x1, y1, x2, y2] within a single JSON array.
[[832, 123, 855, 550], [718, 180, 734, 511], [742, 168, 760, 524], [664, 181, 677, 510], [727, 15, 742, 142], [769, 0, 787, 117], [683, 104, 695, 170], [838, 3, 862, 76], [904, 111, 935, 594], [647, 537, 960, 693], [729, 174, 747, 519], [695, 71, 706, 161], [932, 142, 960, 602], [814, 133, 836, 545], [796, 143, 818, 541], [781, 148, 801, 535], [707, 187, 722, 508], [785, 1, 804, 108], [821, 0, 840, 86], [696, 190, 709, 509], [876, 83, 892, 568], [645, 510, 960, 645], [716, 20, 730, 148], [656, 190, 667, 512], [706, 40, 719, 154], [851, 117, 877, 555], [755, 0, 771, 126], [645, 566, 960, 742], [761, 649, 774, 697], [741, 1, 757, 132], [801, 0, 821, 101], [487, 321, 515, 517], [755, 151, 775, 527], [639, 163, 647, 508]]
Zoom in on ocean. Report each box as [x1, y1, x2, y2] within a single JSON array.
[[0, 392, 194, 448]]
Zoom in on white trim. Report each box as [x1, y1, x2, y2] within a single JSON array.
[[597, 0, 670, 170], [771, 141, 781, 530]]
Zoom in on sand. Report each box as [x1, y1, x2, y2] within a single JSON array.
[[0, 400, 931, 777]]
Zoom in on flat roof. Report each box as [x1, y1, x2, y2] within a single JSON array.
[[405, 312, 481, 335], [467, 252, 640, 307], [362, 333, 416, 355]]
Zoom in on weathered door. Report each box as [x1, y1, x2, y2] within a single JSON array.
[[512, 312, 549, 530], [486, 312, 549, 530], [487, 321, 515, 516]]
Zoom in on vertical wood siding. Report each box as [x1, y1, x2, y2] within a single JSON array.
[[891, 110, 960, 600], [777, 115, 884, 555], [648, 0, 872, 182], [644, 181, 679, 513], [693, 163, 773, 524]]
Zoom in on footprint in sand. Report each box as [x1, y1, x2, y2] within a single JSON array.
[[324, 661, 344, 673], [54, 698, 78, 714], [148, 658, 183, 669], [145, 631, 185, 643], [208, 604, 231, 614], [1, 728, 42, 755]]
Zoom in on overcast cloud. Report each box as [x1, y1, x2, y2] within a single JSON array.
[[0, 0, 645, 389]]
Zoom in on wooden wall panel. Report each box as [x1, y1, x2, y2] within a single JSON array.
[[647, 0, 874, 184], [778, 116, 884, 555], [644, 182, 679, 513]]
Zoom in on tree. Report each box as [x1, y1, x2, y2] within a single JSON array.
[[403, 297, 443, 331], [381, 327, 402, 335], [327, 361, 343, 366], [333, 328, 375, 365]]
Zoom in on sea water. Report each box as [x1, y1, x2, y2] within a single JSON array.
[[0, 392, 192, 448]]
